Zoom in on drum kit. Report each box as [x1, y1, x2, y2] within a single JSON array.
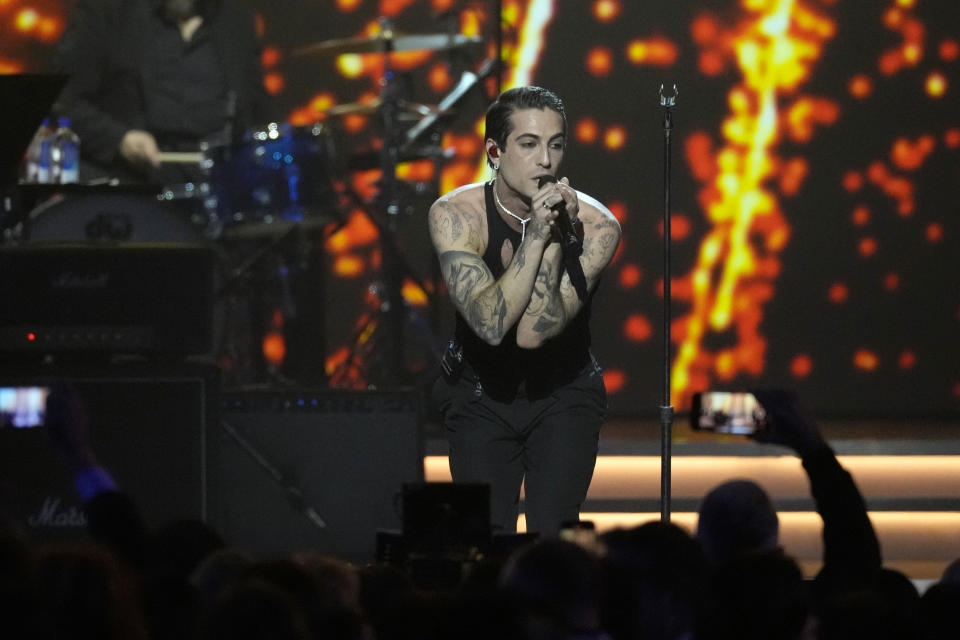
[[3, 26, 494, 388]]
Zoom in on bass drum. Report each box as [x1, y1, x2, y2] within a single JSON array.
[[21, 190, 208, 245]]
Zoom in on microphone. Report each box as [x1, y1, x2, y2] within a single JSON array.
[[538, 175, 581, 256]]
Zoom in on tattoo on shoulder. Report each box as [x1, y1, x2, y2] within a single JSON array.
[[593, 217, 620, 232], [431, 201, 470, 243], [598, 229, 618, 251], [583, 224, 618, 258]]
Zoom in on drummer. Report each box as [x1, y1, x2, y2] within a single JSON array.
[[55, 0, 276, 184]]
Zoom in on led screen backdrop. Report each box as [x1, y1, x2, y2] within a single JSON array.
[[3, 0, 958, 416]]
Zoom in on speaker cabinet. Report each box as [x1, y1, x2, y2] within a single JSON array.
[[213, 389, 424, 562], [0, 363, 216, 539]]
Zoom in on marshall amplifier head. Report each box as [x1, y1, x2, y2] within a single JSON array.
[[0, 244, 215, 356]]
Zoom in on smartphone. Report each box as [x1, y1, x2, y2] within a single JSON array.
[[0, 386, 50, 429], [560, 519, 599, 551], [690, 391, 768, 435]]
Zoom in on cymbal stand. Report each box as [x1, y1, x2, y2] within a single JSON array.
[[327, 180, 444, 389], [375, 18, 409, 386], [332, 21, 496, 389]]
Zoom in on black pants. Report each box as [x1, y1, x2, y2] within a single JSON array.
[[431, 358, 607, 535]]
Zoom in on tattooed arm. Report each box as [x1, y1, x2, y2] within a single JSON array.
[[428, 186, 553, 345], [516, 191, 621, 348]]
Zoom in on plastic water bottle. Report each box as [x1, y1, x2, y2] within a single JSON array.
[[53, 117, 81, 184], [36, 119, 56, 184], [23, 118, 53, 183]]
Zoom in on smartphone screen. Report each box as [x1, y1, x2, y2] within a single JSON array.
[[0, 387, 49, 428], [690, 391, 767, 435]]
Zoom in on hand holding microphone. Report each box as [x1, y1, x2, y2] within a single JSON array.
[[537, 175, 582, 257], [538, 175, 588, 301]]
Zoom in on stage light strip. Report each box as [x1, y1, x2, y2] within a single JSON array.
[[585, 454, 960, 498], [425, 454, 960, 499]]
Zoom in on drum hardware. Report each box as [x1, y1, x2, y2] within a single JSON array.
[[402, 56, 498, 154], [214, 216, 330, 386], [291, 31, 482, 58], [8, 186, 208, 245], [218, 214, 334, 241], [345, 143, 453, 173], [157, 151, 206, 164], [319, 98, 446, 122], [314, 21, 493, 387], [326, 181, 444, 390], [326, 37, 461, 386], [142, 122, 344, 385], [157, 121, 342, 239]]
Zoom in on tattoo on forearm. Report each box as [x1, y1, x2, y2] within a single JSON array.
[[524, 262, 565, 334], [441, 251, 489, 308], [511, 241, 527, 272], [439, 250, 506, 341], [525, 268, 552, 315], [532, 286, 564, 333], [468, 286, 507, 342], [532, 313, 559, 333], [527, 220, 551, 241]]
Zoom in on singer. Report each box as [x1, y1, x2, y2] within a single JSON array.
[[428, 86, 621, 535]]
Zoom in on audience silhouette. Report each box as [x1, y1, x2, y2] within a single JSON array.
[[1, 386, 957, 639]]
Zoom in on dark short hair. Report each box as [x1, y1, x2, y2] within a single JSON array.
[[696, 479, 779, 565], [484, 86, 566, 167]]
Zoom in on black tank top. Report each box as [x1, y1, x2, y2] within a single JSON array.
[[453, 181, 593, 400]]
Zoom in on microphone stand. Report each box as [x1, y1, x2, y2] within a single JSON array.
[[659, 84, 677, 522], [219, 419, 328, 530]]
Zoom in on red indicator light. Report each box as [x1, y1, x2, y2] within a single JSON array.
[[27, 332, 36, 341]]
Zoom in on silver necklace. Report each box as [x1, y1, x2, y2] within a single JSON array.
[[492, 179, 531, 242]]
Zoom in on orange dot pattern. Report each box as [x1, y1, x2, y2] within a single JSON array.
[[3, 0, 956, 409]]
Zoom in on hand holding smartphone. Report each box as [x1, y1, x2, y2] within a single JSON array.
[[0, 387, 50, 429], [690, 391, 770, 435]]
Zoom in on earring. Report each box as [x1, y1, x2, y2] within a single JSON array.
[[493, 163, 499, 171]]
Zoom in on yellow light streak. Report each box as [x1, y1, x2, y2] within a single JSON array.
[[466, 0, 557, 185], [673, 0, 836, 405]]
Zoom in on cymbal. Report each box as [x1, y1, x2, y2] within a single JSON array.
[[346, 145, 452, 172], [319, 99, 444, 119], [292, 32, 482, 58], [322, 101, 381, 117]]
